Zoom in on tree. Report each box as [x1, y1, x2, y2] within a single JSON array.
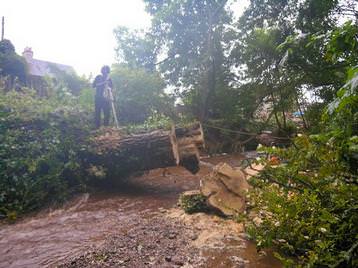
[[47, 64, 89, 95], [0, 39, 27, 89], [113, 26, 158, 71], [231, 0, 357, 131], [143, 0, 234, 121], [110, 64, 174, 124]]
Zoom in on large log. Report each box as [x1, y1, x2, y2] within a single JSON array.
[[178, 144, 200, 174], [175, 122, 205, 149], [85, 123, 204, 177], [88, 127, 179, 177], [175, 122, 204, 174]]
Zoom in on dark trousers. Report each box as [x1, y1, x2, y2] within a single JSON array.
[[95, 96, 110, 128]]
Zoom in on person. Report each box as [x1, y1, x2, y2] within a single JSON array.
[[92, 65, 113, 128]]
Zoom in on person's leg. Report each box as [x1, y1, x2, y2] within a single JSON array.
[[95, 97, 101, 129], [103, 100, 111, 126]]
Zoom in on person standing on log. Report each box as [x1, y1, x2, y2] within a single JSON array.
[[93, 65, 113, 128]]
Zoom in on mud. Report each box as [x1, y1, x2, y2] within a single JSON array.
[[0, 154, 281, 268]]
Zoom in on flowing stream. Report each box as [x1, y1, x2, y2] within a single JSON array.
[[0, 155, 281, 267]]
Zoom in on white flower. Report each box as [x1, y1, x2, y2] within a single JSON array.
[[257, 144, 263, 149], [304, 236, 309, 239], [297, 133, 303, 137], [319, 227, 327, 233]]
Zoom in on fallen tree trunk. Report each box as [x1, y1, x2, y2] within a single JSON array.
[[85, 123, 204, 177], [175, 122, 205, 149], [88, 127, 179, 176], [178, 144, 200, 174], [175, 122, 204, 174]]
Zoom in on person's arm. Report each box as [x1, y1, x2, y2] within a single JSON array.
[[108, 78, 113, 89], [92, 76, 99, 88]]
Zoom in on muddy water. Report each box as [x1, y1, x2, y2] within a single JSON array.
[[0, 155, 280, 268]]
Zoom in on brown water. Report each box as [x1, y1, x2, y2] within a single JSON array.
[[0, 154, 281, 268]]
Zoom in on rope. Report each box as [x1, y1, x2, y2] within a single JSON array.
[[202, 123, 256, 136], [202, 123, 292, 141]]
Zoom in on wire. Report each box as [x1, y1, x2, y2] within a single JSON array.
[[202, 123, 292, 140]]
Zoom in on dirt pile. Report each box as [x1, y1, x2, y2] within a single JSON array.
[[59, 213, 204, 268]]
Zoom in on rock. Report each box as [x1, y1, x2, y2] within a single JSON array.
[[189, 233, 198, 240], [158, 207, 167, 213], [168, 232, 177, 239], [168, 244, 176, 250], [200, 163, 250, 216], [172, 256, 184, 266], [165, 256, 172, 262]]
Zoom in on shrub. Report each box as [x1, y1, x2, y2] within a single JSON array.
[[0, 90, 92, 219], [179, 192, 209, 214], [246, 68, 358, 267]]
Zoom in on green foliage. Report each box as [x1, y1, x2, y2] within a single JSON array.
[[142, 110, 172, 130], [47, 64, 90, 95], [113, 26, 158, 71], [110, 64, 174, 124], [247, 69, 358, 267], [326, 21, 358, 66], [0, 90, 92, 219], [0, 39, 15, 54], [144, 0, 233, 120], [123, 110, 172, 134], [78, 87, 95, 112], [234, 1, 357, 132], [0, 39, 28, 84], [179, 192, 209, 214]]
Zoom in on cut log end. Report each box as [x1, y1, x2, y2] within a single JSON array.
[[87, 123, 204, 177], [170, 125, 180, 166], [175, 122, 205, 149], [179, 144, 200, 174]]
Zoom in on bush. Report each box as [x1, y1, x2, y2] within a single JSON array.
[[179, 191, 209, 214], [0, 90, 92, 219], [246, 69, 358, 267], [110, 64, 175, 124]]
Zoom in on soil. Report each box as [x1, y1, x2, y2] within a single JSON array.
[[59, 214, 203, 268], [0, 154, 282, 268]]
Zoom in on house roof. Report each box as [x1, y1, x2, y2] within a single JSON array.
[[22, 47, 74, 77], [27, 59, 74, 77]]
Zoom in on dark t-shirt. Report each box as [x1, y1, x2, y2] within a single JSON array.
[[92, 75, 113, 98]]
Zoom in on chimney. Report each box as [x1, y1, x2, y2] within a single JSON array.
[[22, 47, 33, 61]]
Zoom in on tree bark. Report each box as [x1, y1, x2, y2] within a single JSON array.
[[86, 123, 204, 176], [175, 122, 205, 149], [89, 127, 179, 175], [175, 123, 205, 174]]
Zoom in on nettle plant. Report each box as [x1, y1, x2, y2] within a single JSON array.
[[246, 68, 358, 267]]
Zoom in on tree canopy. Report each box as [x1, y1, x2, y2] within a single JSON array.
[[0, 39, 27, 84]]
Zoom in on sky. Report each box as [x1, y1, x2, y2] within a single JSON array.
[[1, 0, 248, 77]]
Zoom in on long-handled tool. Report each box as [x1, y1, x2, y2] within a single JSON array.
[[108, 87, 119, 129], [102, 78, 120, 129]]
